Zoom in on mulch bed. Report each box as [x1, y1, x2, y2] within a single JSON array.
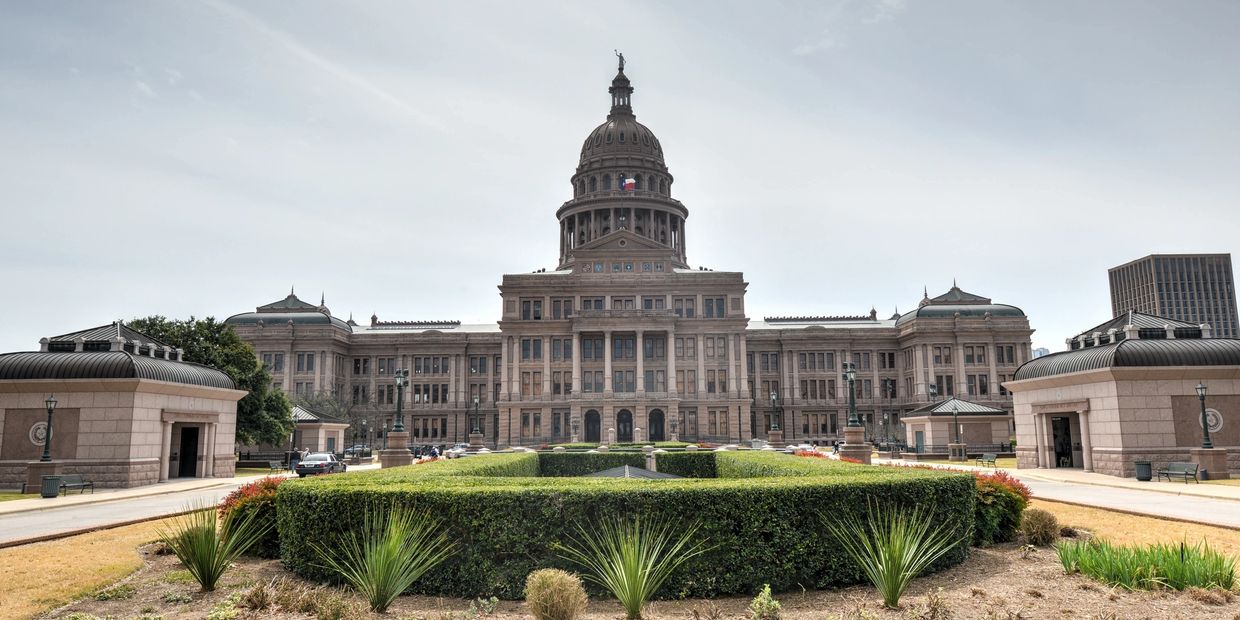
[[44, 542, 1240, 619]]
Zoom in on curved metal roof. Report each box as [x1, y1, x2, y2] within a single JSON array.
[[895, 304, 1025, 326], [0, 351, 235, 389], [1013, 338, 1240, 380], [224, 311, 352, 331]]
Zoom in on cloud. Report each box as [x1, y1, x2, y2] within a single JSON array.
[[792, 30, 843, 56], [199, 0, 444, 132], [134, 80, 156, 98], [164, 68, 183, 85], [864, 0, 907, 24]]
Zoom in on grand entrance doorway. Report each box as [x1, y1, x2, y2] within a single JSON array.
[[1052, 416, 1074, 468], [617, 409, 634, 443], [585, 410, 601, 443], [649, 409, 665, 441], [178, 426, 199, 478]]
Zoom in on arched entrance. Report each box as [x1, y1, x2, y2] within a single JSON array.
[[617, 409, 634, 443], [585, 410, 601, 443], [649, 409, 665, 442]]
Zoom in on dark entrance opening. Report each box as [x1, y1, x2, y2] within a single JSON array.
[[617, 409, 634, 443], [585, 410, 601, 443], [649, 409, 665, 441], [1052, 416, 1074, 468], [178, 426, 199, 478]]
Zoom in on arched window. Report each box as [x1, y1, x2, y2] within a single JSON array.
[[619, 131, 625, 143], [647, 175, 655, 191], [634, 175, 642, 190], [606, 132, 613, 143], [659, 178, 666, 194], [589, 177, 597, 192], [603, 174, 611, 190], [577, 180, 584, 196]]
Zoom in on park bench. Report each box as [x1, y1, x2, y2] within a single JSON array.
[[975, 453, 998, 468], [267, 460, 287, 473], [1156, 461, 1199, 483], [58, 474, 94, 494]]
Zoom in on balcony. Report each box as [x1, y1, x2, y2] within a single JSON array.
[[575, 309, 677, 320]]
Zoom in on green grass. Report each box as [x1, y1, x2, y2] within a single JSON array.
[[0, 491, 30, 502], [918, 457, 1017, 468], [1057, 538, 1236, 591], [234, 467, 282, 477]]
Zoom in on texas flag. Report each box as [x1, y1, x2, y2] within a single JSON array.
[[623, 177, 636, 190]]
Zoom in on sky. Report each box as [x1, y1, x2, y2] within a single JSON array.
[[1, 0, 1238, 354]]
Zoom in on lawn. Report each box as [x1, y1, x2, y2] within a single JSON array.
[[918, 457, 1018, 468], [234, 467, 284, 477], [0, 491, 30, 502], [0, 516, 178, 620], [1203, 478, 1240, 486], [1030, 499, 1240, 556]]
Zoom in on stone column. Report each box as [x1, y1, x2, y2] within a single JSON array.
[[696, 336, 707, 394], [636, 330, 646, 395], [987, 341, 999, 398], [571, 332, 582, 394], [500, 336, 510, 400], [954, 343, 966, 397], [604, 330, 613, 396], [159, 421, 172, 482], [205, 423, 215, 477], [727, 334, 738, 397], [738, 335, 749, 400], [791, 349, 800, 405], [513, 338, 521, 401], [1078, 410, 1093, 472], [448, 354, 457, 406], [667, 328, 677, 396], [542, 337, 552, 397]]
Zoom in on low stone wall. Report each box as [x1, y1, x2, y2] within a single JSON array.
[[0, 458, 161, 489], [1090, 447, 1240, 478]]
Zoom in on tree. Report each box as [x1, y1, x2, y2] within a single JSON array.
[[128, 316, 294, 446], [295, 389, 376, 448]]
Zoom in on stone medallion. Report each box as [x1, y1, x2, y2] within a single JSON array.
[[29, 421, 48, 446]]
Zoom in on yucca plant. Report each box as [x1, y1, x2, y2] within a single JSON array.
[[159, 501, 271, 591], [824, 503, 959, 608], [1056, 538, 1235, 591], [558, 516, 709, 620], [312, 504, 454, 612]]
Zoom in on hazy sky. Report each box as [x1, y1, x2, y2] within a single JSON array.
[[2, 0, 1238, 353]]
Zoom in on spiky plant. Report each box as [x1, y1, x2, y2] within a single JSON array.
[[159, 502, 271, 591], [558, 516, 709, 620], [312, 504, 454, 612], [824, 503, 959, 608]]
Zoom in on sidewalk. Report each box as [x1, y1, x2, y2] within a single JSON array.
[[0, 461, 382, 516]]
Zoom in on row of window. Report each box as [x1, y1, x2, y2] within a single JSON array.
[[519, 294, 733, 317], [579, 261, 669, 274], [576, 173, 669, 196]]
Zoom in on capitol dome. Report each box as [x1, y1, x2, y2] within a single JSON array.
[[578, 71, 666, 168]]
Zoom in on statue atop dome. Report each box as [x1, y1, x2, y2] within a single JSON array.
[[615, 49, 625, 71]]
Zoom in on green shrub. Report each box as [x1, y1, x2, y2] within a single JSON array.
[[553, 442, 691, 450], [313, 504, 454, 612], [748, 583, 781, 620], [218, 476, 285, 558], [825, 503, 959, 608], [971, 470, 1029, 546], [655, 452, 717, 478], [558, 516, 709, 620], [525, 568, 589, 620], [277, 452, 974, 599], [160, 503, 270, 591], [1021, 508, 1059, 546], [1057, 538, 1236, 591], [538, 452, 645, 477]]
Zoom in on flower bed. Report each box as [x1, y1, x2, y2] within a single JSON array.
[[276, 451, 974, 599]]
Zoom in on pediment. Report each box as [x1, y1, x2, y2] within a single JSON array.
[[576, 229, 668, 252]]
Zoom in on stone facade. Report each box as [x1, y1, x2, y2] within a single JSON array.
[[227, 64, 1034, 450]]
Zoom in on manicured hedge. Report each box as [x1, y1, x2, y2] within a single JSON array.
[[277, 451, 974, 599], [550, 441, 692, 450], [654, 451, 717, 478], [537, 452, 645, 477]]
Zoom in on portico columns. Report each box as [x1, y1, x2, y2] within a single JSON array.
[[603, 330, 613, 395], [1078, 410, 1093, 472], [667, 327, 677, 396], [571, 333, 582, 394], [636, 330, 645, 395], [159, 421, 172, 482], [726, 334, 738, 397]]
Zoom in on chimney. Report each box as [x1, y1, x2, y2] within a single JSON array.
[[1123, 323, 1139, 340], [39, 337, 49, 352], [1201, 323, 1213, 339], [74, 336, 86, 352], [111, 336, 126, 352], [175, 347, 185, 361], [162, 345, 173, 360], [1165, 324, 1176, 339]]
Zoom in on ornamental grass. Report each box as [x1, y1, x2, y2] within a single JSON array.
[[558, 516, 710, 620], [158, 502, 270, 591], [313, 504, 454, 612], [824, 503, 959, 608], [1057, 538, 1236, 591]]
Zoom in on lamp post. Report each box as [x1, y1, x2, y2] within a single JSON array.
[[393, 369, 409, 432], [843, 362, 859, 427], [39, 395, 57, 462], [1197, 382, 1213, 449], [471, 396, 481, 434], [382, 421, 389, 450], [769, 391, 781, 432]]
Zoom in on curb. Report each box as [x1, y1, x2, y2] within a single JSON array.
[[1014, 471, 1240, 504], [0, 480, 242, 516], [1033, 497, 1240, 532]]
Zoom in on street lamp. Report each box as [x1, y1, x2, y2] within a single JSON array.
[[769, 390, 781, 431], [361, 419, 368, 453], [39, 395, 57, 462], [843, 362, 860, 427], [382, 421, 389, 449], [393, 369, 409, 432], [471, 395, 481, 434], [952, 403, 961, 444], [1197, 382, 1213, 449]]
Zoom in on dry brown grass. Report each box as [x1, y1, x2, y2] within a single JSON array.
[[1030, 499, 1240, 555], [0, 516, 178, 620]]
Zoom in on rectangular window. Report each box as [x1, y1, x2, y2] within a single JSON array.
[[673, 297, 696, 318], [704, 296, 726, 318], [967, 374, 978, 396], [641, 296, 666, 310], [552, 298, 574, 319], [612, 336, 635, 360], [643, 336, 666, 360]]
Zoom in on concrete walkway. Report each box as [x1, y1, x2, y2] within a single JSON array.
[[0, 463, 381, 546], [874, 457, 1240, 529]]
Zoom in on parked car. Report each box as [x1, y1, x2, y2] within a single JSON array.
[[343, 444, 371, 457], [295, 452, 347, 477], [446, 443, 471, 458]]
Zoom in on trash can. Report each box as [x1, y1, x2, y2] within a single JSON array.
[[40, 475, 62, 498], [1134, 460, 1152, 481]]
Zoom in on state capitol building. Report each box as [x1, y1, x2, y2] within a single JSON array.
[[226, 61, 1034, 450]]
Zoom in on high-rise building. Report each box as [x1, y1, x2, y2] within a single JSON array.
[[1108, 254, 1239, 338], [1032, 348, 1050, 359], [225, 60, 1034, 449]]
